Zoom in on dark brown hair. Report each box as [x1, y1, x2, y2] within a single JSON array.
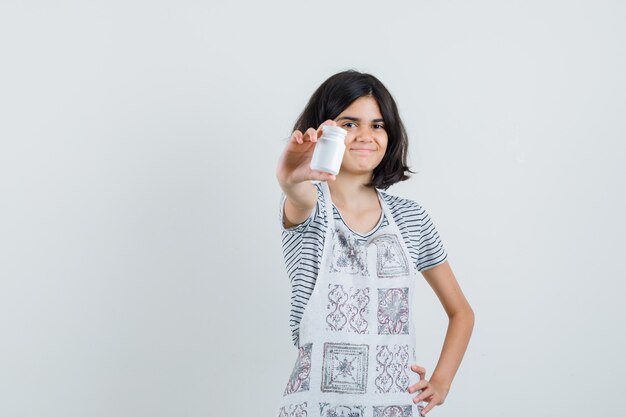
[[294, 70, 415, 190]]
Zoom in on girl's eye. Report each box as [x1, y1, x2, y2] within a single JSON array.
[[343, 122, 357, 128], [374, 124, 385, 129]]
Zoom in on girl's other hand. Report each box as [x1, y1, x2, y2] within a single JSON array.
[[276, 119, 337, 187], [407, 364, 449, 416]]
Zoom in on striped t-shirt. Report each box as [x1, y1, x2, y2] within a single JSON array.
[[278, 181, 448, 347]]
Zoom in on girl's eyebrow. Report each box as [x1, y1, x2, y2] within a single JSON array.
[[336, 116, 385, 123]]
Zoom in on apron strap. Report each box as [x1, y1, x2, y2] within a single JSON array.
[[319, 180, 334, 228]]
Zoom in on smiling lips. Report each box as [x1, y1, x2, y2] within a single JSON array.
[[351, 148, 375, 153]]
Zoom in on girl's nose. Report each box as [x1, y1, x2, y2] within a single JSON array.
[[355, 131, 374, 142], [355, 126, 375, 141]]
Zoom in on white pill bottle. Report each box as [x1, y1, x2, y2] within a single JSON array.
[[310, 125, 348, 176]]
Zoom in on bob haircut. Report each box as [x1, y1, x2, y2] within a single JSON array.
[[293, 70, 415, 191]]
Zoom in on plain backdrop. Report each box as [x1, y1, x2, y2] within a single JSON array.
[[1, 1, 625, 416]]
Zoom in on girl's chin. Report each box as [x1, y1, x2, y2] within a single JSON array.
[[339, 165, 377, 175]]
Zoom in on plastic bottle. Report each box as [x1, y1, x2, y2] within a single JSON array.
[[310, 125, 347, 176]]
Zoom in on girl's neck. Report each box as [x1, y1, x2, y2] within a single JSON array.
[[327, 172, 378, 209]]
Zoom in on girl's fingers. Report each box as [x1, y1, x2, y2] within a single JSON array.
[[411, 364, 426, 380], [413, 386, 432, 404], [419, 396, 437, 416], [291, 130, 303, 144], [293, 121, 338, 145], [310, 170, 336, 182], [316, 119, 337, 137], [407, 380, 428, 393], [303, 127, 318, 143]]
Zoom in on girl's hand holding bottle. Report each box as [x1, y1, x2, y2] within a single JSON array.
[[276, 119, 338, 187]]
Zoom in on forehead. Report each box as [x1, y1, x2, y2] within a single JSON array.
[[337, 96, 382, 118]]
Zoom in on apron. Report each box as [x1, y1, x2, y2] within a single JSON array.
[[278, 180, 426, 417]]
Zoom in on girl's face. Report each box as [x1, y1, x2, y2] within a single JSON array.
[[334, 96, 388, 177]]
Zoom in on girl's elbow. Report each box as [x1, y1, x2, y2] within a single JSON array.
[[451, 305, 475, 323]]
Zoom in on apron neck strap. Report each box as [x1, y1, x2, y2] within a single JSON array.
[[319, 181, 334, 227]]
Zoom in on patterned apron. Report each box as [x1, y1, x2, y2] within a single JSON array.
[[278, 180, 425, 417]]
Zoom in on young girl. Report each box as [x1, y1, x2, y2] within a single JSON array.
[[275, 70, 474, 417]]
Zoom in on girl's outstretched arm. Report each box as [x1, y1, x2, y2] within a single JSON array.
[[276, 120, 337, 228], [407, 260, 475, 415]]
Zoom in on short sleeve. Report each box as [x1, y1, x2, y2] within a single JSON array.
[[278, 183, 324, 234], [415, 204, 448, 272]]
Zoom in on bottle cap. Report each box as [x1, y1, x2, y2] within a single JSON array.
[[322, 125, 347, 138]]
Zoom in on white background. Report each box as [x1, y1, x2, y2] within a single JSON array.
[[1, 1, 625, 416]]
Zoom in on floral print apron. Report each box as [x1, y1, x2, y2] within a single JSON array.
[[278, 180, 425, 417]]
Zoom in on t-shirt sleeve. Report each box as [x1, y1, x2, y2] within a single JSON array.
[[415, 203, 448, 272], [278, 182, 324, 234]]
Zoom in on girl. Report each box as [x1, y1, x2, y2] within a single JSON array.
[[275, 70, 474, 417]]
